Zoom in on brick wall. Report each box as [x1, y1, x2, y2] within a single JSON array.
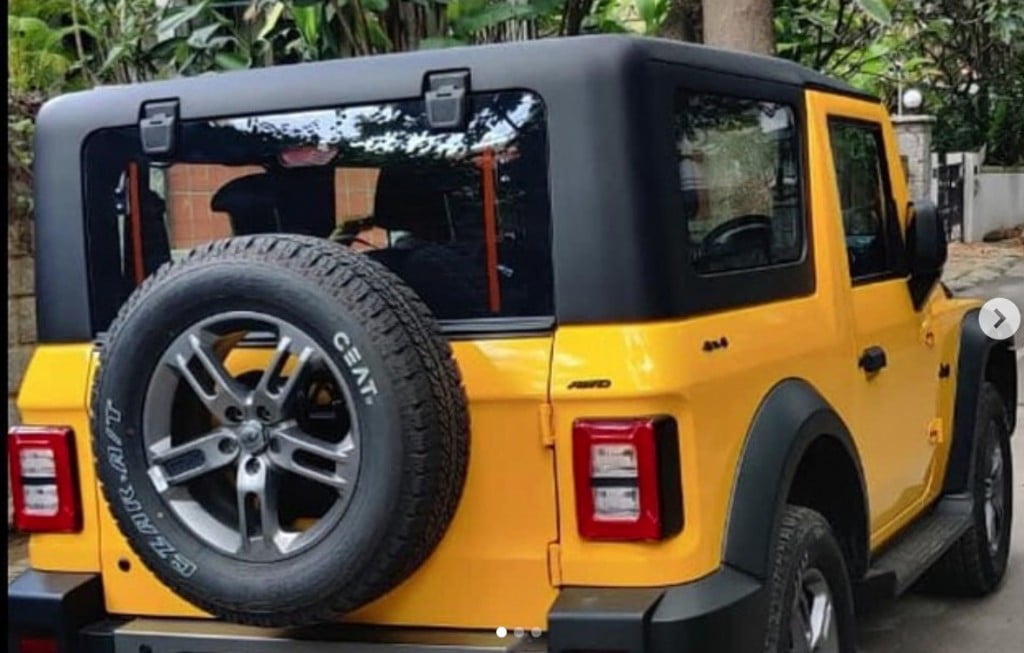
[[165, 165, 379, 248], [8, 220, 35, 526], [7, 221, 34, 426]]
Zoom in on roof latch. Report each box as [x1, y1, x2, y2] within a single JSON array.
[[139, 99, 180, 156], [424, 70, 470, 130]]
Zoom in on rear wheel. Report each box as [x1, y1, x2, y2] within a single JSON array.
[[91, 235, 469, 626], [921, 383, 1012, 596], [764, 506, 856, 653]]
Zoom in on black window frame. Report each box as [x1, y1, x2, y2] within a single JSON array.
[[80, 89, 557, 339], [646, 61, 815, 316], [826, 116, 908, 285]]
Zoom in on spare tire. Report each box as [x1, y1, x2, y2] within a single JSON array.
[[90, 234, 469, 626]]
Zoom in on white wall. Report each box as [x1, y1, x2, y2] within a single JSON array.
[[940, 152, 1024, 242], [972, 168, 1024, 240]]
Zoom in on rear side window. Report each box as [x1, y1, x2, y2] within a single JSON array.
[[82, 91, 553, 333], [827, 119, 904, 281], [675, 93, 803, 274]]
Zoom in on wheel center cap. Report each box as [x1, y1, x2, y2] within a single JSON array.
[[237, 420, 267, 454]]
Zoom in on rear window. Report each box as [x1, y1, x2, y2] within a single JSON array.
[[82, 91, 553, 334]]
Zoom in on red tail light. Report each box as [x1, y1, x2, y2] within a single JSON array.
[[572, 417, 682, 540], [17, 636, 58, 653], [8, 426, 81, 533]]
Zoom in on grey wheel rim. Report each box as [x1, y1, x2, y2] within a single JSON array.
[[142, 311, 360, 562], [789, 567, 839, 653], [984, 437, 1006, 557]]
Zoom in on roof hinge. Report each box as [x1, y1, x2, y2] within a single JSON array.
[[424, 70, 469, 130], [139, 99, 180, 156]]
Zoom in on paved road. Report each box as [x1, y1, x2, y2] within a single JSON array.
[[859, 266, 1024, 652]]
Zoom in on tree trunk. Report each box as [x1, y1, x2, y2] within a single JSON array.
[[658, 0, 702, 42], [701, 0, 774, 55]]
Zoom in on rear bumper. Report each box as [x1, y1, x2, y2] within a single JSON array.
[[8, 567, 765, 653]]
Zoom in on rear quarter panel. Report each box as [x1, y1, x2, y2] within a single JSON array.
[[550, 301, 854, 585], [18, 345, 101, 572]]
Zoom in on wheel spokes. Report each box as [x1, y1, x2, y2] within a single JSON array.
[[790, 568, 836, 653], [236, 456, 283, 554], [149, 429, 239, 487], [267, 421, 354, 491], [790, 596, 813, 653], [144, 311, 361, 561], [169, 332, 249, 420], [256, 338, 317, 418], [808, 588, 833, 650]]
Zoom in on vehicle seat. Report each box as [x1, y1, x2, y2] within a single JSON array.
[[210, 173, 279, 235], [368, 167, 487, 318], [210, 167, 335, 238]]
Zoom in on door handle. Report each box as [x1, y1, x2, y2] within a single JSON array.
[[859, 346, 887, 374]]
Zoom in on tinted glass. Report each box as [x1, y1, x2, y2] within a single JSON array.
[[675, 93, 802, 274], [828, 120, 902, 280], [82, 91, 553, 332]]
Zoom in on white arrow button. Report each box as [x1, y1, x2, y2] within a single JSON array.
[[979, 298, 1021, 341]]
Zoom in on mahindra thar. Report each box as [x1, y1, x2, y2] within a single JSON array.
[[8, 35, 1016, 653]]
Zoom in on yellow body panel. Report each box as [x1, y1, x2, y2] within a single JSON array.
[[551, 303, 853, 584], [18, 88, 979, 625], [26, 339, 558, 629], [18, 345, 102, 572]]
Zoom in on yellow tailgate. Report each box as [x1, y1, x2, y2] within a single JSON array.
[[24, 338, 558, 630]]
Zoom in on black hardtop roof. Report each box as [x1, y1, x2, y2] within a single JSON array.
[[38, 34, 874, 129], [33, 34, 877, 343], [620, 34, 873, 99]]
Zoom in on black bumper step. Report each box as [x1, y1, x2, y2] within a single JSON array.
[[862, 495, 973, 598]]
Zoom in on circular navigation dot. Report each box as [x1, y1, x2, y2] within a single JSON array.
[[979, 298, 1021, 341]]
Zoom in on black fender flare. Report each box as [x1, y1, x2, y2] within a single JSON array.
[[723, 378, 868, 580], [944, 307, 1018, 494]]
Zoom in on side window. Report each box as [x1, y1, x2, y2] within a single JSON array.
[[828, 120, 903, 281], [675, 92, 803, 274]]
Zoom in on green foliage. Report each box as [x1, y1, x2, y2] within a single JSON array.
[[8, 89, 43, 224], [7, 0, 87, 224], [892, 0, 1024, 163], [633, 0, 669, 34], [854, 0, 890, 24], [775, 0, 897, 86], [776, 0, 1023, 165], [8, 15, 78, 93]]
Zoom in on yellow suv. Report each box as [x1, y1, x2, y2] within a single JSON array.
[[8, 35, 1016, 653]]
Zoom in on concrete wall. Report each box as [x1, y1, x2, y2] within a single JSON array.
[[932, 152, 1024, 242], [973, 167, 1024, 239], [892, 115, 936, 201]]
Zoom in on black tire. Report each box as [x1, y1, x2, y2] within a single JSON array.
[[920, 382, 1012, 596], [763, 506, 857, 653], [91, 234, 469, 626]]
